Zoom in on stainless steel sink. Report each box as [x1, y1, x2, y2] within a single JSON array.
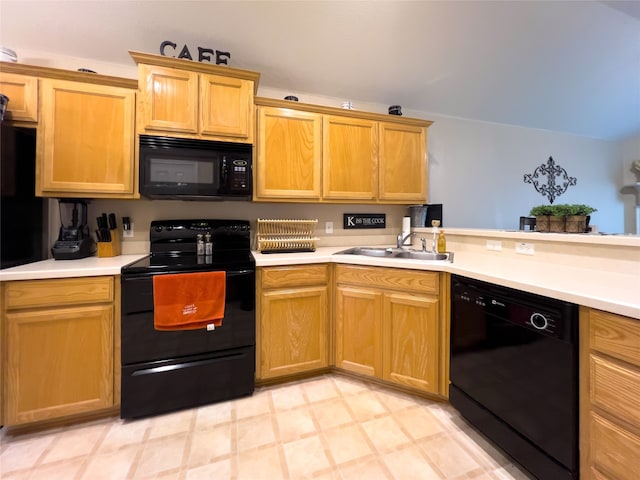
[[394, 251, 452, 261], [335, 247, 395, 257], [334, 247, 453, 262]]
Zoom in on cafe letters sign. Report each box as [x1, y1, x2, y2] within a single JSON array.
[[343, 213, 386, 230], [160, 41, 231, 65]]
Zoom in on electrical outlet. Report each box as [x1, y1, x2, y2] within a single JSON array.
[[123, 223, 134, 238], [325, 221, 333, 234], [486, 240, 502, 251], [515, 242, 535, 255]]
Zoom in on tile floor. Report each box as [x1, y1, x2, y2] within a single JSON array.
[[0, 374, 532, 479]]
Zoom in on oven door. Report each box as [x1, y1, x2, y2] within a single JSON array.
[[121, 268, 255, 365]]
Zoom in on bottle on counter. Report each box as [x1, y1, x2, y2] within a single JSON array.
[[196, 234, 205, 255], [205, 232, 213, 255], [437, 230, 447, 253]]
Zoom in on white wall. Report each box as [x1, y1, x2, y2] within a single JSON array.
[[425, 115, 622, 232], [19, 48, 632, 247], [619, 132, 640, 233]]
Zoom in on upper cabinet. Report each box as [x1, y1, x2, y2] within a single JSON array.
[[323, 115, 378, 201], [379, 122, 427, 201], [256, 106, 322, 199], [38, 78, 136, 197], [131, 51, 259, 144], [1, 61, 139, 199], [0, 71, 38, 122], [254, 97, 432, 204]]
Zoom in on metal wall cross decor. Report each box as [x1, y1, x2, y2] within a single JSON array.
[[523, 156, 577, 204]]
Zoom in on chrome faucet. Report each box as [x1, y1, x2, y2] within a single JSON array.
[[419, 235, 437, 253], [396, 232, 415, 249]]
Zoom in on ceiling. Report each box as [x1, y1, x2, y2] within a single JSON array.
[[1, 0, 639, 140]]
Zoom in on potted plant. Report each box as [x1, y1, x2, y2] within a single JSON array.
[[548, 204, 569, 233], [565, 204, 597, 233], [529, 205, 554, 232]]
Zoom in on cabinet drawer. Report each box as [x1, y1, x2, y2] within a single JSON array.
[[5, 277, 114, 309], [591, 354, 640, 427], [335, 265, 438, 295], [261, 265, 328, 289], [590, 412, 640, 480], [591, 310, 640, 367]]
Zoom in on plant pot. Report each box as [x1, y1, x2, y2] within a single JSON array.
[[565, 215, 586, 233], [535, 215, 550, 232], [548, 215, 566, 233]]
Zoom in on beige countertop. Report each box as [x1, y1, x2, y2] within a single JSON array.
[[255, 246, 640, 320], [0, 255, 148, 281], [1, 245, 637, 320]]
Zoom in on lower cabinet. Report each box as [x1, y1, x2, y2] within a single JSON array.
[[2, 276, 116, 426], [335, 265, 446, 395], [257, 265, 330, 380], [580, 307, 640, 480]]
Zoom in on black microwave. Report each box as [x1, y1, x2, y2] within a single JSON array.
[[139, 135, 252, 200]]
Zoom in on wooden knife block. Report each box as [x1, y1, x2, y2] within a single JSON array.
[[97, 229, 121, 257]]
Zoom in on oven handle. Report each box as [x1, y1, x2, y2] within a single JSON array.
[[226, 269, 254, 277], [131, 352, 247, 376]]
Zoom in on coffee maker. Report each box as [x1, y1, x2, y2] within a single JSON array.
[[51, 199, 96, 260]]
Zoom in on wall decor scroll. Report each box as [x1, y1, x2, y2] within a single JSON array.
[[523, 156, 577, 204]]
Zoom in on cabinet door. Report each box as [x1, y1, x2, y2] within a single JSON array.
[[256, 106, 322, 199], [335, 285, 382, 377], [259, 285, 328, 379], [0, 72, 38, 122], [38, 79, 136, 196], [589, 412, 640, 480], [382, 292, 439, 393], [323, 115, 377, 200], [200, 74, 253, 141], [6, 305, 114, 425], [379, 122, 427, 202], [138, 64, 198, 133]]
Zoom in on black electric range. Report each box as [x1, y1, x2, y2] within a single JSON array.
[[120, 219, 256, 419]]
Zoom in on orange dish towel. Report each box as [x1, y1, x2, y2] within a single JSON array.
[[153, 271, 226, 331]]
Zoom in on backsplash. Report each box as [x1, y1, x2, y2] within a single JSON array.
[[88, 199, 408, 254]]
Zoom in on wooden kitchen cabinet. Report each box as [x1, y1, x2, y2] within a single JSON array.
[[378, 122, 427, 201], [580, 307, 640, 480], [322, 115, 378, 201], [2, 276, 116, 426], [257, 265, 330, 380], [37, 78, 137, 198], [0, 62, 139, 198], [255, 106, 322, 199], [254, 97, 432, 204], [335, 284, 383, 377], [0, 71, 38, 123], [132, 51, 259, 143], [335, 265, 445, 395]]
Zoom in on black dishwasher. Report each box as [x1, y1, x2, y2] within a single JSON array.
[[450, 275, 578, 480]]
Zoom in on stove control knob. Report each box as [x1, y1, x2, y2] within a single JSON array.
[[530, 313, 548, 330], [154, 225, 163, 232], [166, 226, 173, 232]]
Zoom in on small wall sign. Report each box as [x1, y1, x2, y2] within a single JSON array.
[[343, 213, 386, 229], [160, 41, 231, 65]]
